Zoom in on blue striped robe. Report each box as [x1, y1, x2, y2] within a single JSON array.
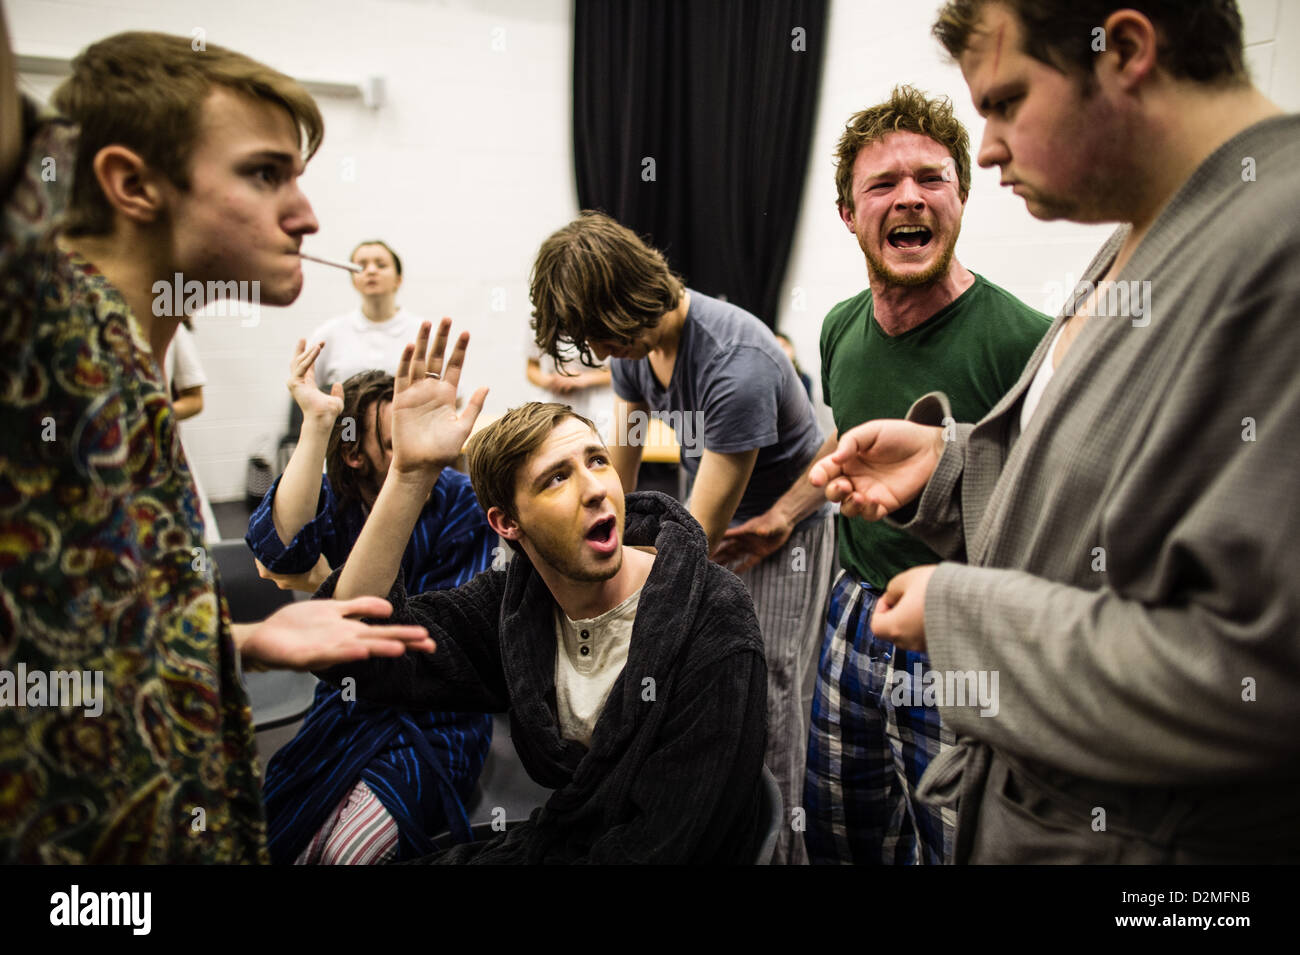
[[247, 469, 495, 863]]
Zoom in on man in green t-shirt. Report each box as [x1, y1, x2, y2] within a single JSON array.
[[716, 85, 1049, 864]]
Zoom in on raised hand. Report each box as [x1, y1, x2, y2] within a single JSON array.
[[712, 509, 794, 574], [809, 419, 945, 521], [390, 318, 489, 475], [288, 339, 344, 423], [238, 596, 436, 670]]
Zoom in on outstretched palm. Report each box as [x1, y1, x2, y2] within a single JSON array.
[[810, 420, 944, 520], [390, 318, 489, 475]]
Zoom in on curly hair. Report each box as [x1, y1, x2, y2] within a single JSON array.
[[834, 85, 972, 212]]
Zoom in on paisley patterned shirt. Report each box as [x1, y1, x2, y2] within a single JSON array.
[[0, 103, 267, 862]]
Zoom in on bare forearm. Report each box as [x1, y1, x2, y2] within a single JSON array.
[[525, 361, 549, 389], [691, 503, 732, 554], [335, 469, 439, 600], [229, 623, 266, 671], [772, 432, 838, 525], [611, 441, 642, 493], [172, 391, 203, 420], [272, 417, 333, 546], [690, 448, 758, 553]]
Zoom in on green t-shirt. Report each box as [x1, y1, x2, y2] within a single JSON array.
[[820, 273, 1051, 589]]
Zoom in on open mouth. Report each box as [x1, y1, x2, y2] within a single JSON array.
[[585, 515, 618, 554], [887, 225, 933, 250]]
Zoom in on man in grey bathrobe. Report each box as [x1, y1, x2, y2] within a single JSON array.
[[811, 0, 1300, 862]]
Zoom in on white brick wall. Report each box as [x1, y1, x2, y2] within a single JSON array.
[[9, 0, 1296, 498], [11, 0, 577, 500]]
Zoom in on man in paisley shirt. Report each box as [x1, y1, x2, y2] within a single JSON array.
[[0, 20, 434, 862]]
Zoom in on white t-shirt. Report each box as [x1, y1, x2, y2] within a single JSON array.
[[308, 308, 427, 388], [1019, 324, 1067, 432], [164, 325, 219, 543], [165, 323, 207, 391], [554, 587, 641, 747]]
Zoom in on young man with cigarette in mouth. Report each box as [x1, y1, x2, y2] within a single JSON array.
[[813, 0, 1300, 862], [315, 319, 769, 863], [0, 25, 432, 863]]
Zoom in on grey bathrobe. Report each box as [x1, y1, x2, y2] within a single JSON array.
[[315, 491, 769, 864], [892, 115, 1300, 863]]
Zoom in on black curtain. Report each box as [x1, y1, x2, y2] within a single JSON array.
[[573, 0, 828, 328]]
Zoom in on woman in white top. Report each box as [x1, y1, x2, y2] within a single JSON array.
[[165, 320, 221, 542], [307, 240, 427, 388]]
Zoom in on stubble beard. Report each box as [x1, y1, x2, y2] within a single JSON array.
[[528, 532, 623, 583], [863, 229, 959, 289]]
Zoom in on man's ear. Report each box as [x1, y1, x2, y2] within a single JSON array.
[[837, 200, 856, 233], [91, 145, 167, 225], [487, 506, 522, 544], [1099, 10, 1159, 92]]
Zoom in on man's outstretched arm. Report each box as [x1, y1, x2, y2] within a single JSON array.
[[230, 598, 433, 671], [811, 393, 970, 561], [311, 564, 511, 713]]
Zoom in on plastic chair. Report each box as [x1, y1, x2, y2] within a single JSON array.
[[208, 539, 317, 732], [209, 539, 296, 624]]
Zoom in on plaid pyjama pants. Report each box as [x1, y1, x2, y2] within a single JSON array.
[[803, 570, 955, 864]]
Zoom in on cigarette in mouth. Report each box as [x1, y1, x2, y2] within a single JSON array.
[[299, 252, 363, 273]]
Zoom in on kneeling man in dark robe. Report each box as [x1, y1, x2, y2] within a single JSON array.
[[314, 319, 769, 863]]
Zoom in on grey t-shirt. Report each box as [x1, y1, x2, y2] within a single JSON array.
[[611, 290, 824, 522]]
